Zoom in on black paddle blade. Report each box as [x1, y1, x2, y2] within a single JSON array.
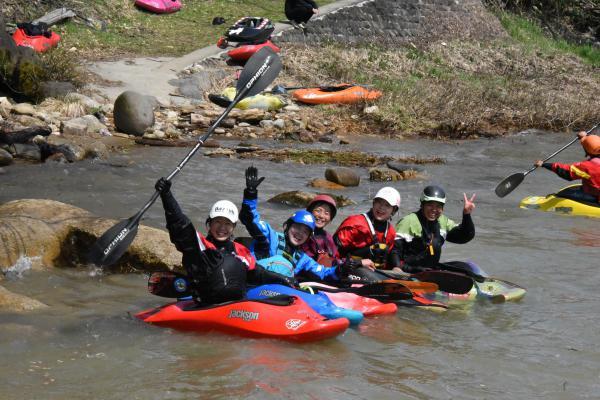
[[412, 271, 474, 294], [495, 172, 525, 198], [355, 283, 413, 301], [208, 93, 232, 108], [86, 217, 139, 267], [148, 272, 193, 298], [236, 47, 282, 98]]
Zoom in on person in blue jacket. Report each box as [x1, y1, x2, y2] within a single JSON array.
[[240, 166, 349, 285]]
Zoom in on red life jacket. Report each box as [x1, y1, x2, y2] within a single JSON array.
[[334, 213, 396, 257], [197, 232, 256, 270], [554, 157, 600, 200]]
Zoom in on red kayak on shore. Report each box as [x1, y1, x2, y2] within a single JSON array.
[[227, 40, 280, 61], [135, 0, 182, 14], [136, 296, 349, 342], [12, 28, 60, 53]]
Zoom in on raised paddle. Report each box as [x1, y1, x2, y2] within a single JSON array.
[[495, 122, 600, 198], [87, 47, 282, 268]]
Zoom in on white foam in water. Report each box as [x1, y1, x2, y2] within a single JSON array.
[[4, 256, 40, 280]]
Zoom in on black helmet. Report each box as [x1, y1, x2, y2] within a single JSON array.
[[420, 185, 446, 204]]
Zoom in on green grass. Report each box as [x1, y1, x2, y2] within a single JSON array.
[[499, 12, 600, 66], [54, 0, 335, 59]]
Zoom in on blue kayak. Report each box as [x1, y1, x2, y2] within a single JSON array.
[[247, 284, 364, 325]]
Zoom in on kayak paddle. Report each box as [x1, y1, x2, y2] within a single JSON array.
[[495, 122, 600, 198], [375, 269, 474, 294], [87, 47, 282, 268]]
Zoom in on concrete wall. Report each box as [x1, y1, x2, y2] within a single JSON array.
[[278, 0, 504, 44]]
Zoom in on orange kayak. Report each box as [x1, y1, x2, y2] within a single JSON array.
[[12, 28, 60, 53], [292, 84, 382, 105]]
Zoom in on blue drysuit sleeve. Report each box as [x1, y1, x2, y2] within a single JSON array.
[[295, 253, 339, 281], [240, 192, 278, 257]]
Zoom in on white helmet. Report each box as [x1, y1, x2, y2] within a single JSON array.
[[209, 200, 239, 223], [374, 187, 401, 208]]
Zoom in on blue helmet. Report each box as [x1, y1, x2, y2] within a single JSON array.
[[286, 210, 316, 233]]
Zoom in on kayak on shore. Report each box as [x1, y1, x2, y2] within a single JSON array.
[[12, 27, 60, 53], [135, 0, 182, 14], [135, 296, 349, 342], [292, 84, 382, 105], [520, 185, 600, 218]]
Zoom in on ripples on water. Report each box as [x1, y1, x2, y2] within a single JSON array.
[[1, 132, 599, 399]]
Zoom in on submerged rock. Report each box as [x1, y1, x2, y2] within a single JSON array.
[[0, 285, 48, 312], [268, 191, 356, 208], [325, 167, 360, 187]]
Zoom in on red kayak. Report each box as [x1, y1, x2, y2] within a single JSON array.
[[136, 297, 349, 342], [301, 283, 397, 316], [12, 28, 60, 53], [227, 40, 280, 61], [135, 0, 182, 14]]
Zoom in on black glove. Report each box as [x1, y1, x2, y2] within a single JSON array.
[[155, 177, 172, 195], [245, 166, 265, 194], [336, 257, 361, 279]]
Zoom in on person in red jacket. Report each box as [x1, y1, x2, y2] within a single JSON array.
[[535, 131, 600, 203], [300, 194, 340, 267], [334, 187, 402, 280]]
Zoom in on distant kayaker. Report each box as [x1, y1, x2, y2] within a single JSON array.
[[534, 131, 600, 204], [300, 194, 341, 268], [394, 186, 476, 272], [240, 166, 351, 285], [285, 0, 319, 30], [333, 187, 403, 280], [155, 177, 253, 304]]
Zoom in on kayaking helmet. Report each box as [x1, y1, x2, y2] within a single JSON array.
[[284, 210, 316, 233], [420, 185, 446, 205], [208, 200, 239, 224], [581, 134, 600, 156], [374, 187, 401, 208], [307, 194, 338, 219]]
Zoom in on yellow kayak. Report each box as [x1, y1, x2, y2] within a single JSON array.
[[222, 87, 286, 111], [520, 185, 600, 218]]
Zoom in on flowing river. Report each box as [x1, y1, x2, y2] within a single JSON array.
[[1, 131, 598, 399]]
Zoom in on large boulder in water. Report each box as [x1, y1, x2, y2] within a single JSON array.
[[268, 191, 356, 208], [325, 167, 360, 187], [113, 91, 156, 136], [0, 199, 181, 273]]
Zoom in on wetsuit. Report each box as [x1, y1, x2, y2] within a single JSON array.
[[285, 0, 318, 24], [541, 158, 600, 203], [394, 210, 475, 271], [159, 190, 249, 304], [300, 227, 340, 267], [240, 188, 340, 283]]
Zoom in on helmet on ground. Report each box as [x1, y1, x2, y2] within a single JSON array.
[[420, 185, 446, 204], [285, 210, 316, 233], [209, 200, 239, 223], [374, 187, 401, 208], [306, 194, 338, 219], [581, 135, 600, 156]]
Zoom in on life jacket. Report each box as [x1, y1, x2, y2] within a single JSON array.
[[300, 229, 338, 267], [225, 16, 274, 44], [335, 213, 396, 265], [255, 232, 302, 277], [197, 232, 256, 270]]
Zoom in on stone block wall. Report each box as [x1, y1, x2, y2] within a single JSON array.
[[278, 0, 505, 44]]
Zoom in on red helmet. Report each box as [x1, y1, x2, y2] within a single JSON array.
[[307, 194, 337, 219], [581, 135, 600, 156]]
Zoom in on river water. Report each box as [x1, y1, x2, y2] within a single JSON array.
[[1, 131, 598, 399]]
